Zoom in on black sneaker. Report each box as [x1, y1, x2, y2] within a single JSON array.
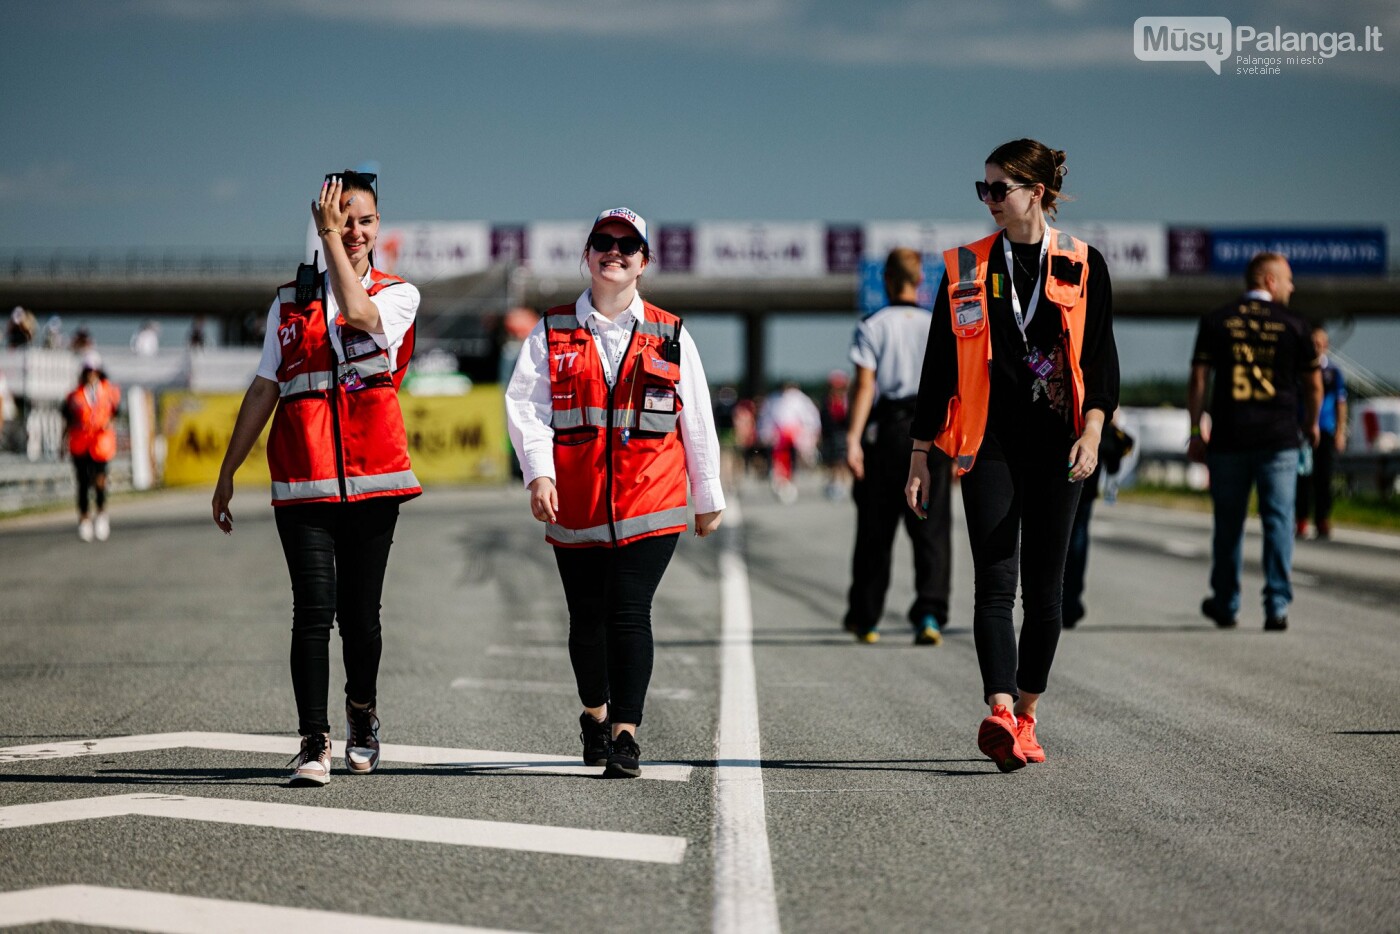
[[1264, 616, 1288, 632], [605, 730, 642, 778], [1201, 597, 1237, 629], [579, 712, 610, 767]]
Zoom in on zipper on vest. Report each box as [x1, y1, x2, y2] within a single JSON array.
[[603, 322, 640, 547], [328, 372, 349, 502]]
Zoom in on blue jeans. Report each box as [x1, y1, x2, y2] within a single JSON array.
[[1206, 447, 1297, 620]]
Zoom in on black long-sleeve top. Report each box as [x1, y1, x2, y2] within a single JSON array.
[[910, 234, 1119, 443]]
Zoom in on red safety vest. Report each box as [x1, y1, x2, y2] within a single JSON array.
[[265, 269, 421, 506], [934, 228, 1091, 475], [545, 302, 689, 547], [66, 380, 121, 462]]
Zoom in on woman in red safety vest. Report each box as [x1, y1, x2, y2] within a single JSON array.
[[906, 140, 1120, 772], [212, 171, 421, 786], [505, 207, 726, 778], [64, 361, 121, 543]]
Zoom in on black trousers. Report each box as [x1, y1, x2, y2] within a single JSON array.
[[961, 425, 1082, 701], [844, 405, 951, 632], [1296, 432, 1336, 527], [73, 454, 107, 514], [553, 534, 679, 727], [1063, 468, 1100, 624], [275, 499, 400, 736]]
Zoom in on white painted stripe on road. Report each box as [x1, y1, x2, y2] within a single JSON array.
[[0, 884, 519, 933], [712, 499, 781, 934], [0, 732, 692, 782], [1163, 539, 1204, 557], [0, 793, 687, 864], [450, 676, 695, 701]]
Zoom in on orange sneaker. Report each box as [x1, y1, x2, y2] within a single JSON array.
[[977, 704, 1027, 773], [1015, 713, 1046, 763]]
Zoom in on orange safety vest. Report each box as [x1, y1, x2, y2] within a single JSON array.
[[66, 379, 121, 462], [545, 302, 689, 547], [934, 228, 1091, 475], [265, 269, 421, 506]]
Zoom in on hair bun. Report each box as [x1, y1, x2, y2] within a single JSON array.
[[1052, 149, 1068, 178]]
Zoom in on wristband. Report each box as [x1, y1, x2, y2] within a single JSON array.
[[318, 226, 342, 236], [911, 448, 929, 456], [1190, 425, 1201, 438]]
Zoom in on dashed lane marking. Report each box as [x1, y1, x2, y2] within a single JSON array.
[[0, 884, 526, 932], [0, 732, 692, 782], [0, 794, 688, 864]]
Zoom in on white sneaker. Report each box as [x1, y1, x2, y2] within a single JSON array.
[[78, 518, 94, 542], [94, 513, 110, 542], [288, 732, 332, 786], [345, 702, 381, 774]]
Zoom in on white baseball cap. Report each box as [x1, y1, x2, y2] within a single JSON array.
[[590, 206, 648, 245]]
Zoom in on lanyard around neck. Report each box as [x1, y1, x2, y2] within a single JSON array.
[[1003, 233, 1049, 347]]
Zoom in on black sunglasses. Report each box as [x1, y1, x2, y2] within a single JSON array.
[[325, 170, 379, 202], [588, 232, 646, 255], [975, 180, 1035, 204]]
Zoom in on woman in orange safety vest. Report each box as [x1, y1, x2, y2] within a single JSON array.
[[211, 171, 421, 786], [505, 207, 726, 778], [906, 140, 1120, 772], [64, 361, 121, 543]]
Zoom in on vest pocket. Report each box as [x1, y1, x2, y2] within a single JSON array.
[[554, 427, 598, 447]]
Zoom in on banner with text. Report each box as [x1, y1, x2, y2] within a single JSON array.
[[693, 222, 826, 278], [377, 223, 492, 282], [526, 221, 592, 279]]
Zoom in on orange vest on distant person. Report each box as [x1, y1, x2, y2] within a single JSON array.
[[545, 302, 688, 547], [934, 228, 1091, 475], [66, 380, 121, 463], [265, 269, 421, 506]]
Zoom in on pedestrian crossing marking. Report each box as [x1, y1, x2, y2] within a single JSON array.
[[0, 794, 688, 864], [0, 884, 527, 932], [0, 732, 692, 781]]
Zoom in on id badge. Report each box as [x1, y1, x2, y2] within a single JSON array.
[[339, 367, 366, 392], [950, 281, 985, 331], [344, 335, 377, 359], [644, 386, 677, 413], [1024, 349, 1056, 380]]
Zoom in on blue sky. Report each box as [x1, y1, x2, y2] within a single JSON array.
[[3, 0, 1397, 251]]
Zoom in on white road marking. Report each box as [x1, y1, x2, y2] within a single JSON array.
[[712, 500, 781, 934], [486, 645, 699, 665], [1292, 571, 1319, 587], [0, 884, 520, 933], [450, 676, 694, 701], [0, 793, 687, 864], [0, 732, 691, 782], [1163, 539, 1204, 558]]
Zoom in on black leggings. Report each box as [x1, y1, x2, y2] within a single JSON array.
[[275, 499, 400, 736], [961, 426, 1083, 702], [73, 455, 107, 514], [553, 534, 679, 727]]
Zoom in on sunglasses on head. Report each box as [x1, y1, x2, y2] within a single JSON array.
[[588, 232, 645, 255], [975, 180, 1035, 203], [325, 171, 379, 201]]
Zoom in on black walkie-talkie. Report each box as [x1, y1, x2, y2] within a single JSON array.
[[295, 250, 321, 303], [663, 317, 683, 364]]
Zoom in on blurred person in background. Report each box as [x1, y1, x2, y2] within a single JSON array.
[[506, 206, 725, 779], [820, 369, 852, 500], [212, 171, 421, 786], [844, 248, 951, 646], [759, 380, 821, 503], [1062, 413, 1133, 628], [7, 307, 37, 347], [41, 315, 64, 349], [64, 361, 121, 542], [1296, 324, 1346, 540], [131, 319, 160, 356]]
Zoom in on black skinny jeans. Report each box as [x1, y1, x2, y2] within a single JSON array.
[[73, 454, 107, 514], [275, 499, 400, 736], [961, 424, 1083, 702], [553, 533, 679, 727]]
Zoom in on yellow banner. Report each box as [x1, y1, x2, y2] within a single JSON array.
[[159, 387, 508, 488]]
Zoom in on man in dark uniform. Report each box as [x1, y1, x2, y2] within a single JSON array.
[[1187, 252, 1321, 632]]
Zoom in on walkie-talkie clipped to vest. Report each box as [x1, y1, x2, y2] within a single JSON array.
[[295, 250, 322, 304], [663, 317, 683, 365]]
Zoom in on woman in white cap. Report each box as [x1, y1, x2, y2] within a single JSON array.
[[506, 207, 725, 777]]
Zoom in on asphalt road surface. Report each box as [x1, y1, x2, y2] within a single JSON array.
[[1, 480, 1396, 932]]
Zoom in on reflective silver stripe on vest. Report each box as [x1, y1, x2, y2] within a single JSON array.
[[635, 320, 677, 339], [552, 407, 637, 430], [546, 505, 690, 545], [271, 478, 342, 501], [279, 370, 334, 396], [638, 410, 678, 433], [957, 454, 975, 471], [339, 354, 391, 376], [958, 246, 978, 283], [546, 315, 582, 331], [1057, 231, 1075, 252], [346, 470, 420, 497], [278, 286, 299, 303]]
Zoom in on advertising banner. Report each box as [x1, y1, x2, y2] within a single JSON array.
[[376, 223, 492, 281], [693, 222, 826, 278], [655, 225, 695, 274], [1206, 228, 1386, 276], [527, 221, 592, 279], [858, 259, 942, 315], [1054, 222, 1168, 280], [862, 221, 994, 261], [825, 225, 864, 274]]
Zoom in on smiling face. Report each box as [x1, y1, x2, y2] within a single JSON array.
[[585, 220, 649, 289], [339, 188, 379, 269], [983, 163, 1043, 231]]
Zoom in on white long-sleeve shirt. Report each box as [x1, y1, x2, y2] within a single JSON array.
[[505, 290, 726, 515]]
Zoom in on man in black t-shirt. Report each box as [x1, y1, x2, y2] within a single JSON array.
[[1187, 252, 1321, 631]]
